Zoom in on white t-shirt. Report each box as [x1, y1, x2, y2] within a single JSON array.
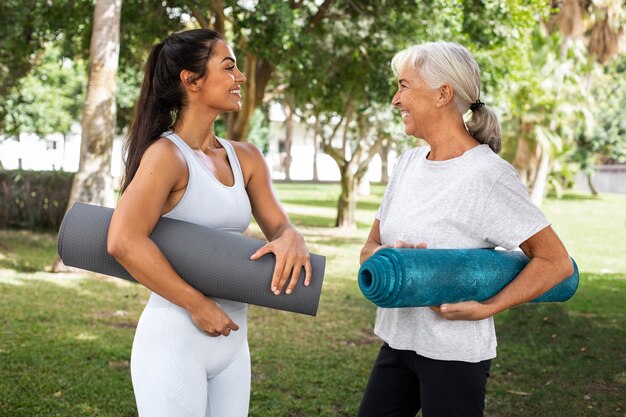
[[374, 144, 550, 362]]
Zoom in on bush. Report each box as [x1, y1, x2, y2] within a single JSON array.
[[0, 170, 74, 230]]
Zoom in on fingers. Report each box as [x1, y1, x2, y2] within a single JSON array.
[[274, 254, 311, 295], [285, 264, 302, 295], [271, 258, 286, 295], [304, 259, 312, 287], [207, 317, 239, 337], [250, 243, 272, 260]]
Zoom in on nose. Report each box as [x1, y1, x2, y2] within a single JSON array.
[[236, 68, 246, 83], [391, 90, 401, 107]]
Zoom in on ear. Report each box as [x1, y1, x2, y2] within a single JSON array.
[[436, 84, 454, 107], [180, 70, 199, 92]]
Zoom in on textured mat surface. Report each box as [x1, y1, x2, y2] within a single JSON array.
[[58, 203, 325, 316], [359, 248, 578, 308]]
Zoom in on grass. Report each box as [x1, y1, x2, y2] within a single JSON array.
[[0, 185, 625, 417]]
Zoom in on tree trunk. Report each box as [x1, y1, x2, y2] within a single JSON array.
[[530, 146, 551, 207], [282, 103, 293, 181], [586, 172, 599, 196], [336, 166, 357, 229], [312, 117, 319, 181], [53, 0, 121, 272], [380, 138, 390, 184], [60, 133, 67, 171]]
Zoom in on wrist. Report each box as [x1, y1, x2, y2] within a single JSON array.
[[481, 298, 502, 318], [182, 288, 210, 313]]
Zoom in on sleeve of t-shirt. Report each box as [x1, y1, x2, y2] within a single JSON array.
[[480, 172, 551, 250], [375, 150, 409, 221]]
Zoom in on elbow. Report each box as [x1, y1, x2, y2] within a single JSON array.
[[359, 245, 372, 266], [558, 256, 575, 281], [107, 233, 129, 261]]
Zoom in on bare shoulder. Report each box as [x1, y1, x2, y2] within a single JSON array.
[[228, 140, 265, 167], [140, 138, 186, 171], [228, 140, 264, 161], [227, 140, 267, 186], [130, 137, 188, 193]]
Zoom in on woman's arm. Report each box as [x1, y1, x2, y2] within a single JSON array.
[[107, 139, 239, 336], [361, 220, 384, 265], [360, 220, 426, 265], [432, 226, 574, 320], [234, 142, 312, 296]]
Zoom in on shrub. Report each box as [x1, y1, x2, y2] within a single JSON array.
[[0, 170, 74, 230]]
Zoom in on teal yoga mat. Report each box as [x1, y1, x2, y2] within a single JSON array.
[[358, 248, 578, 308], [58, 203, 325, 316]]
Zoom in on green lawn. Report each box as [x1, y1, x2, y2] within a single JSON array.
[[0, 185, 624, 417]]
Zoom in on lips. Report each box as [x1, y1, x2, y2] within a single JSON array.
[[401, 110, 410, 119]]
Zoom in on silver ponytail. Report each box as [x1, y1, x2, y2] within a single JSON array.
[[466, 105, 502, 154]]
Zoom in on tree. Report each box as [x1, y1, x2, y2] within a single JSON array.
[[0, 46, 86, 144], [0, 0, 94, 99], [53, 0, 122, 272], [188, 0, 334, 141], [501, 28, 594, 205], [501, 0, 625, 204], [573, 56, 626, 194], [287, 0, 546, 227]]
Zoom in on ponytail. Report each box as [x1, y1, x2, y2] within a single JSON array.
[[120, 29, 223, 193], [121, 42, 173, 193], [466, 105, 502, 154]]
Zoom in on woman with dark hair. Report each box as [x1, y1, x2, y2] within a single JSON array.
[[107, 29, 312, 416]]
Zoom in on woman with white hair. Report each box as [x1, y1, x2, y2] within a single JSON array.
[[357, 42, 573, 417]]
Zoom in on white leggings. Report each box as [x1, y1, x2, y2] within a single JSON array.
[[131, 293, 250, 417]]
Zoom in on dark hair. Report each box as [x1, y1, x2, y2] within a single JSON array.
[[121, 29, 223, 193]]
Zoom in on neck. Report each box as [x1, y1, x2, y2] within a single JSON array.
[[173, 106, 221, 151], [422, 115, 479, 161]]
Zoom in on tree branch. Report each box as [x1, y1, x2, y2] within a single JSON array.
[[192, 7, 211, 29], [309, 0, 334, 26], [208, 0, 226, 34]]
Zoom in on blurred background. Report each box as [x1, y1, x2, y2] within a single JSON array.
[[0, 1, 624, 416]]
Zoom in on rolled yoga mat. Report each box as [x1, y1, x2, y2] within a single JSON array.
[[58, 202, 325, 316], [358, 248, 578, 308]]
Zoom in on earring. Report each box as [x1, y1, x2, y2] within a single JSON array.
[[196, 86, 200, 91]]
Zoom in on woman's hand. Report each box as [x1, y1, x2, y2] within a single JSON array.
[[189, 297, 240, 337], [430, 301, 494, 321], [250, 227, 312, 295]]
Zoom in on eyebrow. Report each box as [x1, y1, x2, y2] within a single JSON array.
[[221, 57, 236, 64]]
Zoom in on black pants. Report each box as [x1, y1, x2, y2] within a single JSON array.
[[357, 343, 491, 417]]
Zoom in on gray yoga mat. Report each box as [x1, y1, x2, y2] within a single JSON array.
[[58, 202, 325, 316]]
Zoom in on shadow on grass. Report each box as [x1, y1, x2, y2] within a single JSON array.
[[0, 278, 141, 417], [487, 272, 626, 417], [280, 198, 382, 212], [288, 213, 372, 229], [2, 272, 624, 417]]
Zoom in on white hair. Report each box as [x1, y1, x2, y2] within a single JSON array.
[[391, 42, 502, 153]]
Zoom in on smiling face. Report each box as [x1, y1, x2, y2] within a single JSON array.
[[391, 66, 440, 139], [194, 40, 246, 113]]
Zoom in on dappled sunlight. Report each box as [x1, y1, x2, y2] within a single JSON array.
[[0, 268, 88, 287], [0, 268, 136, 294], [75, 332, 99, 341]]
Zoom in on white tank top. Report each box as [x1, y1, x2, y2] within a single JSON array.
[[162, 131, 252, 312]]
